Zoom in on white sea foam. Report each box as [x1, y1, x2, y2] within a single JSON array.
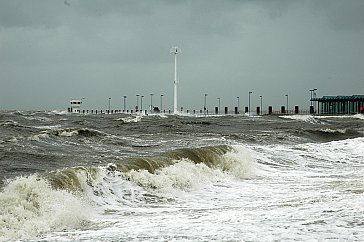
[[0, 175, 91, 242], [126, 159, 227, 195], [319, 128, 346, 134], [302, 137, 364, 164], [279, 115, 319, 124], [220, 145, 255, 178], [353, 113, 364, 120], [59, 130, 79, 137], [23, 116, 53, 122], [315, 114, 364, 120], [116, 115, 142, 123], [249, 137, 364, 176], [50, 110, 68, 115], [33, 125, 62, 130], [147, 113, 168, 118]]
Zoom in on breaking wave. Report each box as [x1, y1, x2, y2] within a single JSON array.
[[116, 115, 142, 123], [0, 175, 91, 242], [44, 145, 254, 192], [48, 128, 105, 137], [279, 115, 319, 124], [0, 145, 254, 241], [109, 145, 253, 177], [117, 145, 254, 194], [0, 127, 106, 144], [295, 128, 363, 142]]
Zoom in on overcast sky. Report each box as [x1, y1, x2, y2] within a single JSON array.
[[0, 0, 363, 111]]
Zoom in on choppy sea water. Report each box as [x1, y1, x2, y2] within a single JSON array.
[[0, 110, 364, 241]]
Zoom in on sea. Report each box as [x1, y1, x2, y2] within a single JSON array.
[[0, 110, 363, 242]]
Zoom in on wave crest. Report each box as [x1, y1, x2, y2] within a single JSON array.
[[49, 128, 104, 137], [111, 145, 236, 174], [301, 128, 362, 142], [124, 145, 254, 194]]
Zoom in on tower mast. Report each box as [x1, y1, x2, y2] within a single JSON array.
[[170, 46, 181, 114]]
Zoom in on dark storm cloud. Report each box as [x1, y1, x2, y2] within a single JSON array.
[[0, 0, 363, 110]]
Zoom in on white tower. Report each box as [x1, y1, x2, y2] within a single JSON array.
[[170, 46, 181, 114]]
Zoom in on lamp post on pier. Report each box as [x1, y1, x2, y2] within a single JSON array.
[[108, 97, 111, 113], [141, 95, 144, 113], [136, 94, 140, 112], [204, 94, 208, 115], [160, 94, 164, 112], [313, 88, 317, 113], [237, 96, 240, 112], [309, 88, 317, 113], [123, 96, 127, 112], [248, 91, 252, 116], [150, 93, 154, 112], [259, 95, 263, 115]]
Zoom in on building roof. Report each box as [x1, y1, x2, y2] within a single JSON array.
[[311, 95, 364, 102]]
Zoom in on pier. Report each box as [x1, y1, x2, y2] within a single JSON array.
[[68, 94, 364, 116], [67, 105, 314, 116]]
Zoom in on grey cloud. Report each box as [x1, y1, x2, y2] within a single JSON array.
[[0, 0, 68, 28], [312, 0, 364, 31]]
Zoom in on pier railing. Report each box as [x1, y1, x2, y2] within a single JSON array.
[[67, 106, 313, 116]]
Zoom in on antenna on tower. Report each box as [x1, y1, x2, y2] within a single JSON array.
[[170, 46, 181, 114]]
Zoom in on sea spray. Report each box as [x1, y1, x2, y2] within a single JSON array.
[[219, 145, 255, 178], [0, 175, 91, 241]]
